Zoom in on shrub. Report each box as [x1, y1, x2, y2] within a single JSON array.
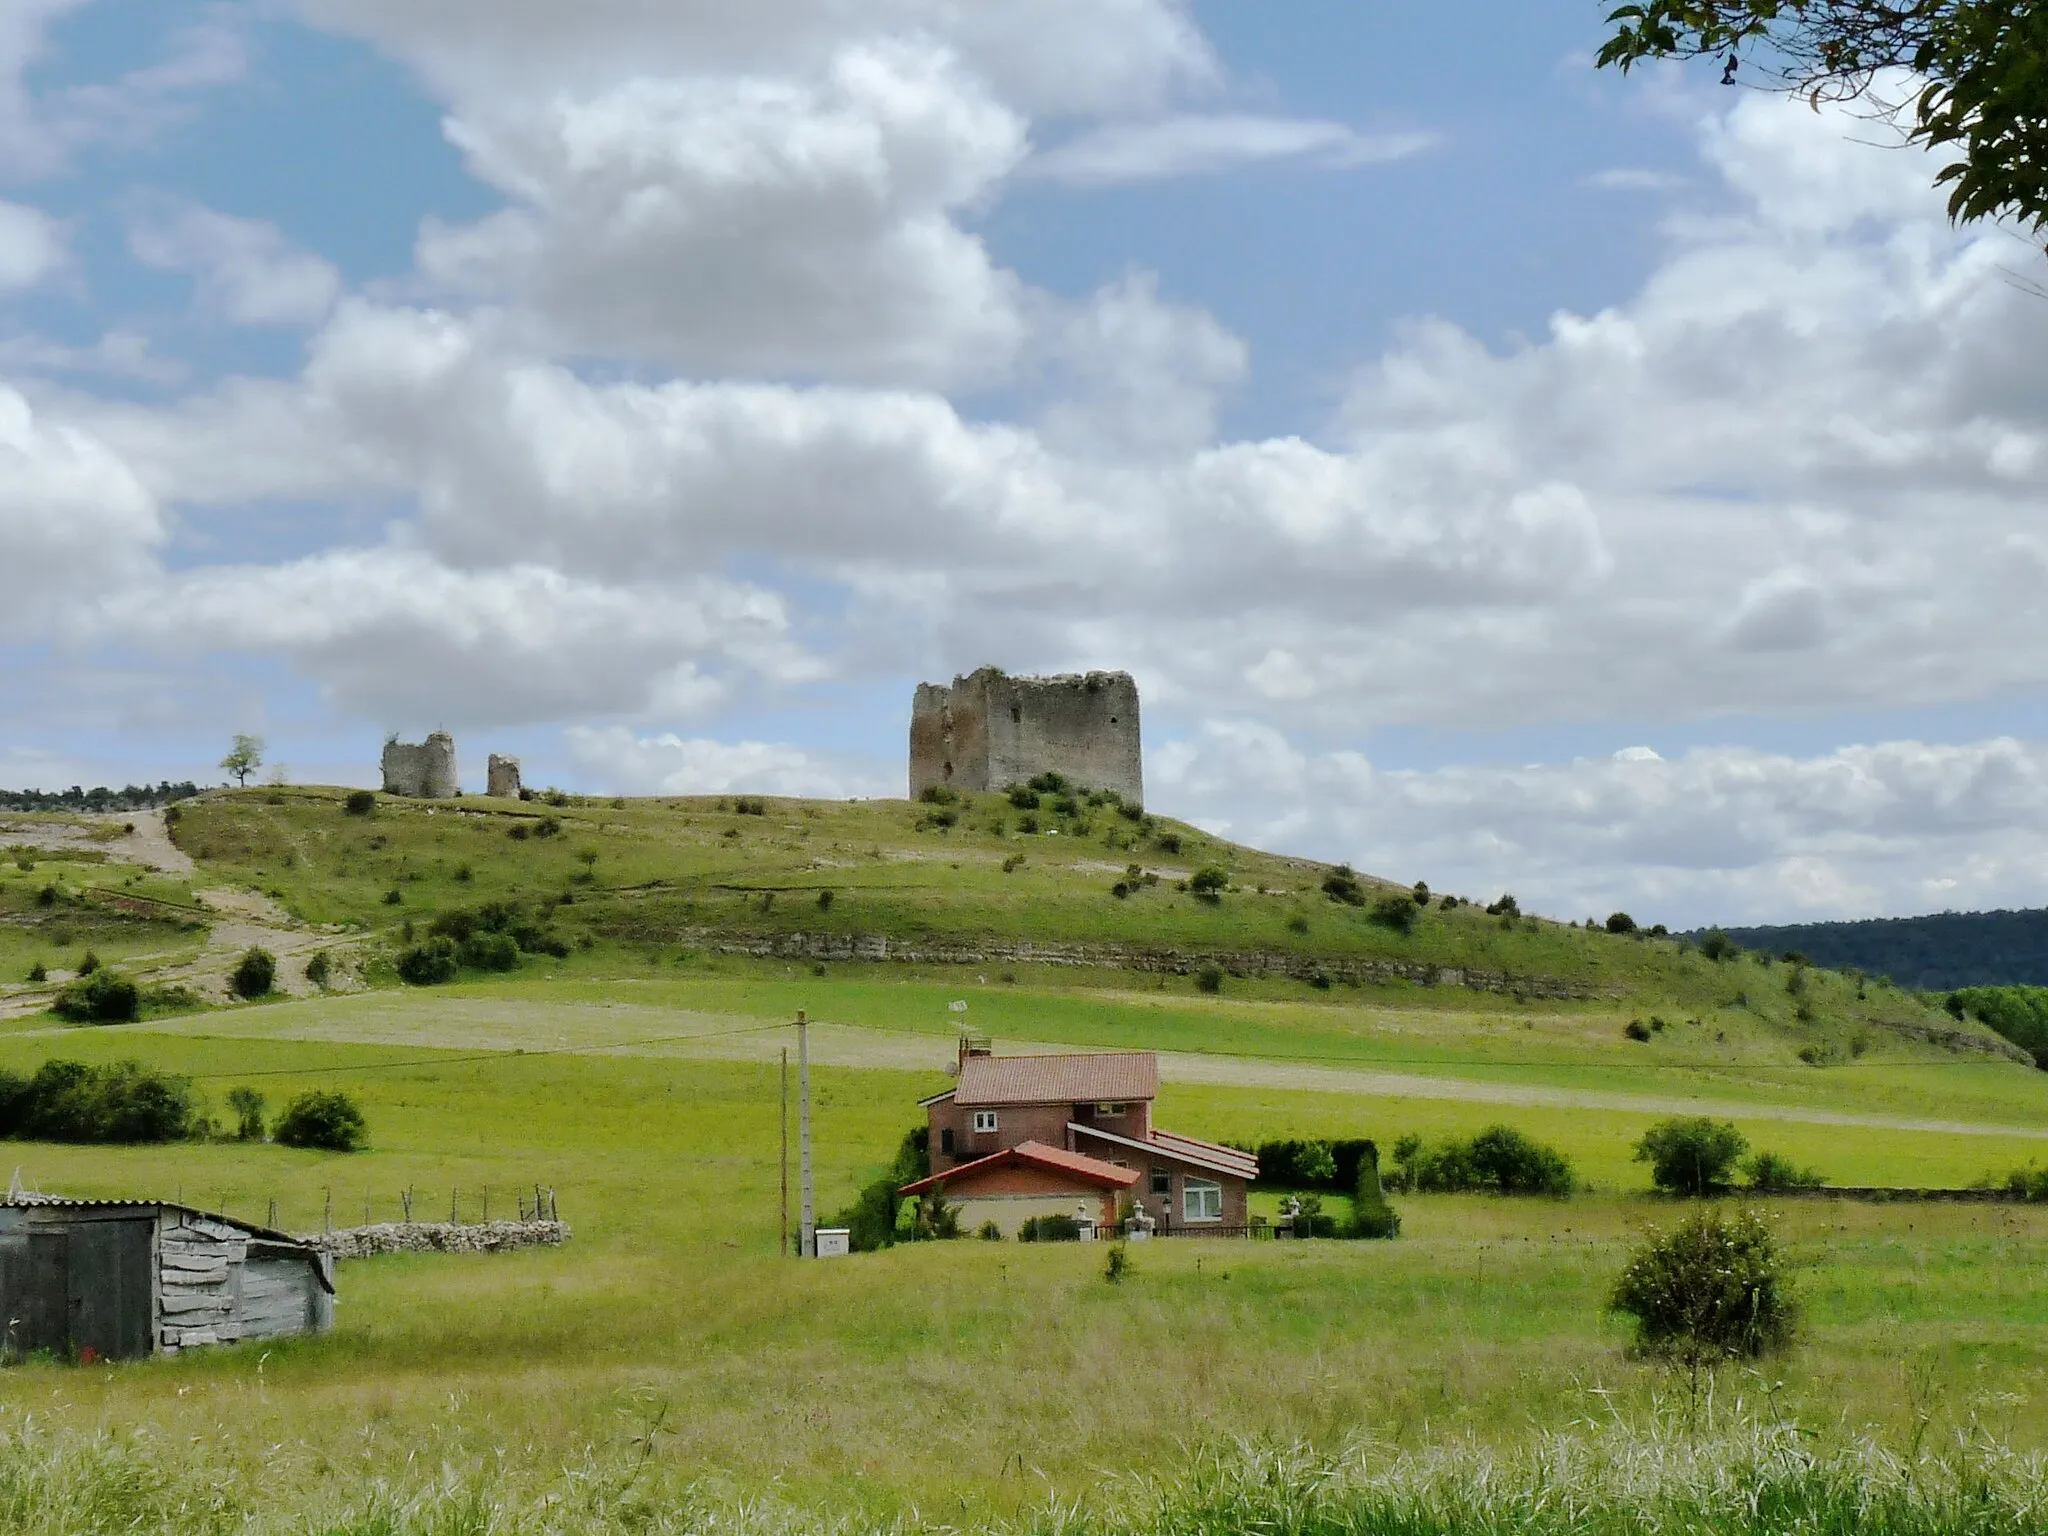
[[1001, 853, 1025, 873], [458, 932, 520, 972], [1744, 1150, 1826, 1192], [1018, 1214, 1080, 1242], [1027, 771, 1068, 795], [53, 969, 139, 1024], [1609, 1208, 1797, 1366], [1155, 831, 1183, 855], [816, 888, 835, 910], [274, 1090, 367, 1151], [382, 888, 403, 905], [1606, 911, 1638, 935], [913, 1185, 962, 1240], [1369, 893, 1418, 933], [830, 1128, 930, 1252], [343, 790, 376, 816], [305, 950, 333, 988], [1195, 965, 1224, 994], [1390, 1126, 1574, 1197], [26, 962, 46, 983], [1103, 1241, 1132, 1282], [978, 1219, 1002, 1241], [1321, 865, 1366, 906], [77, 950, 100, 976], [1189, 866, 1229, 901], [1699, 928, 1740, 961], [1352, 1148, 1400, 1238], [1624, 1018, 1653, 1042], [1635, 1117, 1748, 1196], [1484, 894, 1520, 917], [1005, 783, 1039, 809], [230, 947, 276, 1000], [0, 1059, 197, 1143], [918, 784, 959, 805], [396, 937, 460, 986], [226, 1086, 266, 1142]]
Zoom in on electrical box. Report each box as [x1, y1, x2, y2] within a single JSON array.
[[814, 1228, 851, 1257]]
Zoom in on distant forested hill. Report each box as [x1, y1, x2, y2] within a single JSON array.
[[1701, 909, 2048, 992]]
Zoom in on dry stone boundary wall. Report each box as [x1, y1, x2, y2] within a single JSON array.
[[300, 1219, 569, 1260]]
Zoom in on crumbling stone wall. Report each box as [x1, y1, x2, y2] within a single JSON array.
[[381, 732, 459, 798], [486, 754, 523, 798], [910, 667, 1141, 802], [298, 1219, 569, 1260]]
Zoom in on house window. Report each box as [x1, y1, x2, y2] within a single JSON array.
[[1183, 1178, 1223, 1222], [940, 1128, 954, 1156], [1149, 1168, 1171, 1200], [972, 1110, 999, 1134], [1094, 1102, 1126, 1116]]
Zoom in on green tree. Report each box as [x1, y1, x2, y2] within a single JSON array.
[[220, 734, 265, 787], [226, 1087, 267, 1142], [274, 1090, 367, 1151], [1596, 2, 2048, 242], [1609, 1208, 1798, 1380], [1635, 1116, 1749, 1195]]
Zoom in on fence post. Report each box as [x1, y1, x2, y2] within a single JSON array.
[[324, 1188, 332, 1233], [402, 1187, 413, 1222], [268, 1197, 277, 1229], [482, 1186, 489, 1223], [450, 1188, 458, 1224]]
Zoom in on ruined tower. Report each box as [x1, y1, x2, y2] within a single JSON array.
[[380, 733, 459, 799], [486, 754, 523, 798], [909, 668, 1142, 803]]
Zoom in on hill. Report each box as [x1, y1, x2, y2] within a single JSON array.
[[1700, 908, 2048, 992], [137, 785, 2021, 1068]]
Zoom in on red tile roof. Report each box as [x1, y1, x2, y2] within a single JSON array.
[[1069, 1122, 1260, 1179], [953, 1051, 1157, 1107], [898, 1140, 1141, 1196]]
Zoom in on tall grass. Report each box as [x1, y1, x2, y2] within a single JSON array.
[[0, 1418, 2040, 1535]]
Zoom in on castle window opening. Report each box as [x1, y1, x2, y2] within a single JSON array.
[[1011, 706, 1021, 723]]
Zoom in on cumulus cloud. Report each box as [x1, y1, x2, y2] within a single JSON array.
[[0, 386, 162, 630], [565, 724, 896, 799], [0, 199, 63, 289], [1027, 115, 1435, 186], [1154, 729, 2048, 929], [126, 196, 341, 325]]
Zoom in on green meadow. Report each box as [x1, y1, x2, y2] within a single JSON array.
[[3, 790, 2048, 1531]]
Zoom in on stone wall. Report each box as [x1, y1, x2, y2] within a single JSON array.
[[910, 667, 1141, 802], [381, 733, 459, 798], [298, 1219, 570, 1260], [487, 754, 523, 798]]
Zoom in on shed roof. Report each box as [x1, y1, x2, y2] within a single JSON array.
[[899, 1140, 1141, 1197], [2, 1194, 313, 1249], [953, 1051, 1157, 1107], [1069, 1123, 1259, 1180]]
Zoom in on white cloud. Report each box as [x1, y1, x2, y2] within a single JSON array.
[[1154, 729, 2048, 928], [0, 385, 162, 631], [565, 725, 895, 799], [126, 196, 341, 326], [1028, 115, 1434, 186], [415, 41, 1028, 384], [0, 199, 63, 289]]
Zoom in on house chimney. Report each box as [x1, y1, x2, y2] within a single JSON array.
[[958, 1032, 992, 1065]]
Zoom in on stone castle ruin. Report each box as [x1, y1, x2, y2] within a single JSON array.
[[379, 735, 525, 800], [381, 733, 458, 799], [910, 667, 1142, 803]]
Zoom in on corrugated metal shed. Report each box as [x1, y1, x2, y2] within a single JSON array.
[[954, 1051, 1158, 1107]]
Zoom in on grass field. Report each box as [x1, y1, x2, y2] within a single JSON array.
[[3, 791, 2048, 1531]]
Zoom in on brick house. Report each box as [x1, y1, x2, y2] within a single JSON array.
[[906, 1039, 1256, 1234]]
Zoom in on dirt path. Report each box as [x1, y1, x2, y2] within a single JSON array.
[[111, 995, 2048, 1143]]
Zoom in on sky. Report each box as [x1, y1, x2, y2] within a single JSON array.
[[4, 0, 2048, 930]]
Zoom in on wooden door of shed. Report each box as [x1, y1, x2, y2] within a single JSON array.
[[65, 1218, 154, 1361], [0, 1230, 70, 1357]]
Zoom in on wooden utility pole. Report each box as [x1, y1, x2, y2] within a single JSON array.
[[780, 1046, 790, 1257], [798, 1011, 815, 1258]]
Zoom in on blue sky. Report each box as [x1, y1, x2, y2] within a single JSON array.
[[4, 0, 2048, 928]]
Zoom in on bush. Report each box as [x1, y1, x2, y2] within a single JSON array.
[[1624, 1019, 1652, 1042], [1389, 1126, 1574, 1197], [1698, 928, 1740, 961], [227, 1086, 266, 1142], [53, 969, 139, 1024], [1352, 1148, 1400, 1238], [1195, 965, 1223, 994], [1744, 1150, 1826, 1192], [0, 1059, 197, 1143], [829, 1128, 930, 1252], [1609, 1208, 1797, 1365], [1321, 865, 1367, 906], [1635, 1117, 1748, 1196], [1103, 1240, 1132, 1281], [26, 961, 46, 983], [1155, 831, 1183, 855], [305, 950, 333, 988], [918, 784, 959, 805], [1188, 866, 1229, 902], [273, 1090, 367, 1151], [1018, 1214, 1081, 1242], [1369, 893, 1418, 933], [230, 947, 276, 1000], [1006, 782, 1040, 809], [458, 932, 520, 972], [1484, 894, 1520, 918], [343, 790, 376, 816], [978, 1219, 1002, 1241], [77, 950, 100, 976], [816, 888, 835, 911], [396, 938, 460, 986], [1606, 911, 1638, 935]]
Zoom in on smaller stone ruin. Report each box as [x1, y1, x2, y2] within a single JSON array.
[[486, 755, 523, 799], [381, 732, 459, 799]]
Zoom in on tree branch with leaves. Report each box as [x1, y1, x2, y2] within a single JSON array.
[[1597, 2, 2048, 240]]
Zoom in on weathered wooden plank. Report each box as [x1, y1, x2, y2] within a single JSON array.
[[160, 1292, 230, 1316]]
